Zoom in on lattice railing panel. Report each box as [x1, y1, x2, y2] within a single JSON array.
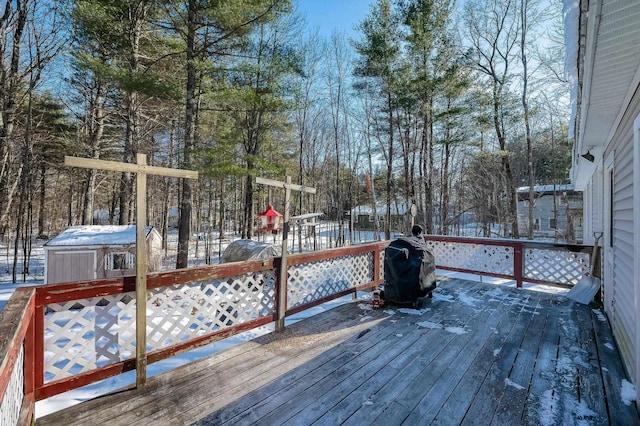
[[0, 344, 24, 426], [43, 270, 276, 383], [44, 293, 136, 382], [146, 271, 275, 350], [524, 248, 590, 285], [288, 253, 373, 308], [425, 240, 514, 276]]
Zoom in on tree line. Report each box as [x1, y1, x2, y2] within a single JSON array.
[[0, 0, 571, 281]]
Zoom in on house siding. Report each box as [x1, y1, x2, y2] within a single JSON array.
[[597, 83, 640, 387], [612, 137, 635, 380], [516, 192, 583, 241]]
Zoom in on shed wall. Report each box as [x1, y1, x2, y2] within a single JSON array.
[[45, 228, 163, 284], [46, 250, 96, 284]]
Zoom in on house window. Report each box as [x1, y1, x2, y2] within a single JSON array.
[[549, 218, 557, 229], [533, 218, 540, 231], [105, 252, 135, 270], [574, 216, 583, 228]]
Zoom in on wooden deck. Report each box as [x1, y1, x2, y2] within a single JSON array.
[[37, 279, 639, 425]]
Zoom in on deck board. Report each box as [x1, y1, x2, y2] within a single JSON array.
[[37, 279, 640, 426], [394, 285, 527, 424], [591, 308, 640, 425]]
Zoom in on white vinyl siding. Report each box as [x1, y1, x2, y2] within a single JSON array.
[[612, 139, 635, 379]]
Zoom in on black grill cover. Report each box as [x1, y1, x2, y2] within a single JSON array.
[[383, 236, 437, 305]]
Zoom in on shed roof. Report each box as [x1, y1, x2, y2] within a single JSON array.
[[516, 184, 580, 197], [45, 225, 155, 247]]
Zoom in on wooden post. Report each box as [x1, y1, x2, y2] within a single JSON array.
[[514, 242, 524, 288], [135, 154, 148, 384], [255, 176, 316, 331], [64, 154, 198, 387]]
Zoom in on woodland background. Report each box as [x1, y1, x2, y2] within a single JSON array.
[[0, 0, 572, 281]]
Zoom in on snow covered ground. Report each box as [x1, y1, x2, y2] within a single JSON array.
[[0, 224, 570, 418]]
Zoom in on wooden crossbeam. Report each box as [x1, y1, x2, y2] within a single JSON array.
[[65, 156, 198, 179], [65, 154, 198, 387], [255, 176, 317, 195]]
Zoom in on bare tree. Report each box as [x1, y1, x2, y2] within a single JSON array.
[[292, 29, 323, 215], [326, 30, 352, 244], [1, 0, 66, 281], [464, 0, 520, 238]]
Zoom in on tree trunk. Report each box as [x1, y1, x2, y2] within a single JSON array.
[[492, 80, 519, 239], [0, 0, 28, 230], [83, 85, 105, 225], [177, 0, 197, 269], [13, 90, 33, 283], [521, 0, 534, 240], [425, 100, 434, 234], [243, 174, 254, 239], [37, 162, 46, 237], [385, 90, 394, 240], [442, 114, 452, 236]]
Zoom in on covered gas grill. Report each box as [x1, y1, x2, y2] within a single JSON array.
[[383, 236, 437, 307]]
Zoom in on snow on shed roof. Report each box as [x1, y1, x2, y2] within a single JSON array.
[[45, 225, 154, 247]]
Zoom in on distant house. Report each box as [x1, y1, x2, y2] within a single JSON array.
[[349, 202, 409, 230], [44, 225, 163, 285], [516, 184, 583, 242]]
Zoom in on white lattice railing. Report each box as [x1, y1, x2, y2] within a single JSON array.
[[0, 288, 35, 426], [523, 244, 590, 285], [0, 236, 595, 418], [424, 236, 594, 288], [426, 239, 515, 276], [0, 345, 24, 425], [34, 245, 386, 400], [288, 252, 374, 309], [42, 269, 277, 383]]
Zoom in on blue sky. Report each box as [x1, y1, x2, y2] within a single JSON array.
[[296, 0, 374, 39]]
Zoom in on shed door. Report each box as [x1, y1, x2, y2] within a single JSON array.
[[611, 136, 636, 380], [47, 250, 97, 285]]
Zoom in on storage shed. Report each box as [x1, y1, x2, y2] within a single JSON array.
[[44, 225, 162, 285]]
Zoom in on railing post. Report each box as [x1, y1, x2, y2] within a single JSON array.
[[374, 245, 381, 287], [275, 255, 288, 332], [24, 297, 36, 399], [514, 242, 524, 288], [34, 303, 45, 394]]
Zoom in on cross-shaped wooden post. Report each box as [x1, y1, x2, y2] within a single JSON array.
[[255, 176, 316, 331], [65, 154, 198, 387]]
